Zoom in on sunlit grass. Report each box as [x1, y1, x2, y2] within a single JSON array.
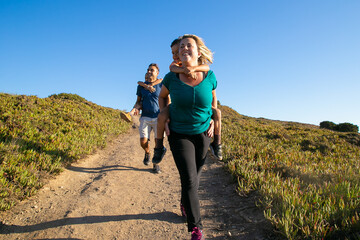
[[0, 93, 131, 211], [2, 93, 359, 239], [220, 105, 360, 239]]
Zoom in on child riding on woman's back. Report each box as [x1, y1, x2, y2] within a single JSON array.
[[152, 36, 223, 164]]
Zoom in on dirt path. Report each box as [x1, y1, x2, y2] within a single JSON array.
[[0, 118, 278, 240]]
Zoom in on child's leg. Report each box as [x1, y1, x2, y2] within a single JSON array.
[[155, 106, 169, 148], [210, 107, 223, 160], [152, 106, 169, 164], [212, 107, 221, 145]]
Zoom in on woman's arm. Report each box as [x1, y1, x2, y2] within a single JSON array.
[[158, 85, 171, 135], [206, 89, 217, 137], [159, 85, 170, 110]]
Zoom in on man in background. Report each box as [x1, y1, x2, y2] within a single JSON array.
[[130, 63, 163, 174]]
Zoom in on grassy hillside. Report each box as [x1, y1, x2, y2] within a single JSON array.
[[1, 93, 359, 238], [220, 105, 360, 239], [0, 93, 131, 211]]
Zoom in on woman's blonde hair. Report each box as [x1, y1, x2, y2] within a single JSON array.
[[180, 34, 213, 65]]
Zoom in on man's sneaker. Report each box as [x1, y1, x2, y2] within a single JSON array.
[[210, 143, 223, 160], [152, 146, 167, 164], [153, 164, 161, 174], [191, 227, 204, 240], [180, 203, 187, 217], [120, 112, 132, 123], [143, 152, 150, 166]]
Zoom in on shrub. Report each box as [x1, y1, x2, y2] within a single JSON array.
[[320, 121, 336, 130], [320, 121, 359, 133], [335, 122, 359, 133], [49, 93, 87, 102]]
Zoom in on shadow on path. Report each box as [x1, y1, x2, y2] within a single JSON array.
[[1, 212, 183, 234], [34, 239, 82, 240], [66, 164, 153, 174]]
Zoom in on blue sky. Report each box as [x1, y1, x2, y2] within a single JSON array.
[[1, 0, 359, 128]]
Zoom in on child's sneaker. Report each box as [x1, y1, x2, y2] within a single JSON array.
[[191, 227, 204, 240], [152, 146, 167, 164], [210, 143, 223, 160], [143, 152, 150, 166], [120, 112, 132, 123]]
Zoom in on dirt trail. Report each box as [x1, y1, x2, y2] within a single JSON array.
[[0, 117, 277, 240]]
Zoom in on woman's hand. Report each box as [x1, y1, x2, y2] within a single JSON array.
[[206, 119, 214, 138], [165, 119, 170, 136]]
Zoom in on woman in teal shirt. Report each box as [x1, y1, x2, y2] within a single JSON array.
[[158, 34, 217, 240]]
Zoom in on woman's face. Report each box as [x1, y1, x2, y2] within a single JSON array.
[[179, 37, 200, 65]]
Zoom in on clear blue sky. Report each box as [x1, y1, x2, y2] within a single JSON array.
[[1, 0, 359, 128]]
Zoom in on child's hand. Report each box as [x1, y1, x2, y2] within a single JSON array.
[[188, 72, 197, 80], [147, 86, 156, 93], [183, 67, 191, 75], [184, 67, 197, 80]]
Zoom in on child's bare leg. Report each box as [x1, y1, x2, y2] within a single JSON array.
[[155, 106, 169, 148], [211, 107, 223, 160], [152, 106, 169, 164], [212, 107, 222, 144]]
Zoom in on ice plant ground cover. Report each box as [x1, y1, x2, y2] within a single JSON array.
[[220, 105, 360, 239], [0, 93, 130, 211], [1, 93, 359, 239]]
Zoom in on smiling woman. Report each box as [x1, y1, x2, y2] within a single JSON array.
[[157, 34, 218, 240], [180, 34, 213, 66]]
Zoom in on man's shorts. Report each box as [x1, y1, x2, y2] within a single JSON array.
[[139, 116, 157, 139]]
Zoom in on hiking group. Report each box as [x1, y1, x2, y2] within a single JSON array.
[[124, 34, 222, 240]]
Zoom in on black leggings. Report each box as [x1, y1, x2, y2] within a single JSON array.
[[168, 130, 211, 231]]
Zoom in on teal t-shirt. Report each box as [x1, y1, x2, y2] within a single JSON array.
[[162, 70, 217, 135]]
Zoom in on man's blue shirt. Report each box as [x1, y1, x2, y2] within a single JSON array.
[[136, 82, 162, 118]]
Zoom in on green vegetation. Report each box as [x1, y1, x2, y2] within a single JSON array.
[[320, 121, 359, 133], [0, 93, 130, 211], [2, 92, 359, 239], [220, 105, 360, 239]]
